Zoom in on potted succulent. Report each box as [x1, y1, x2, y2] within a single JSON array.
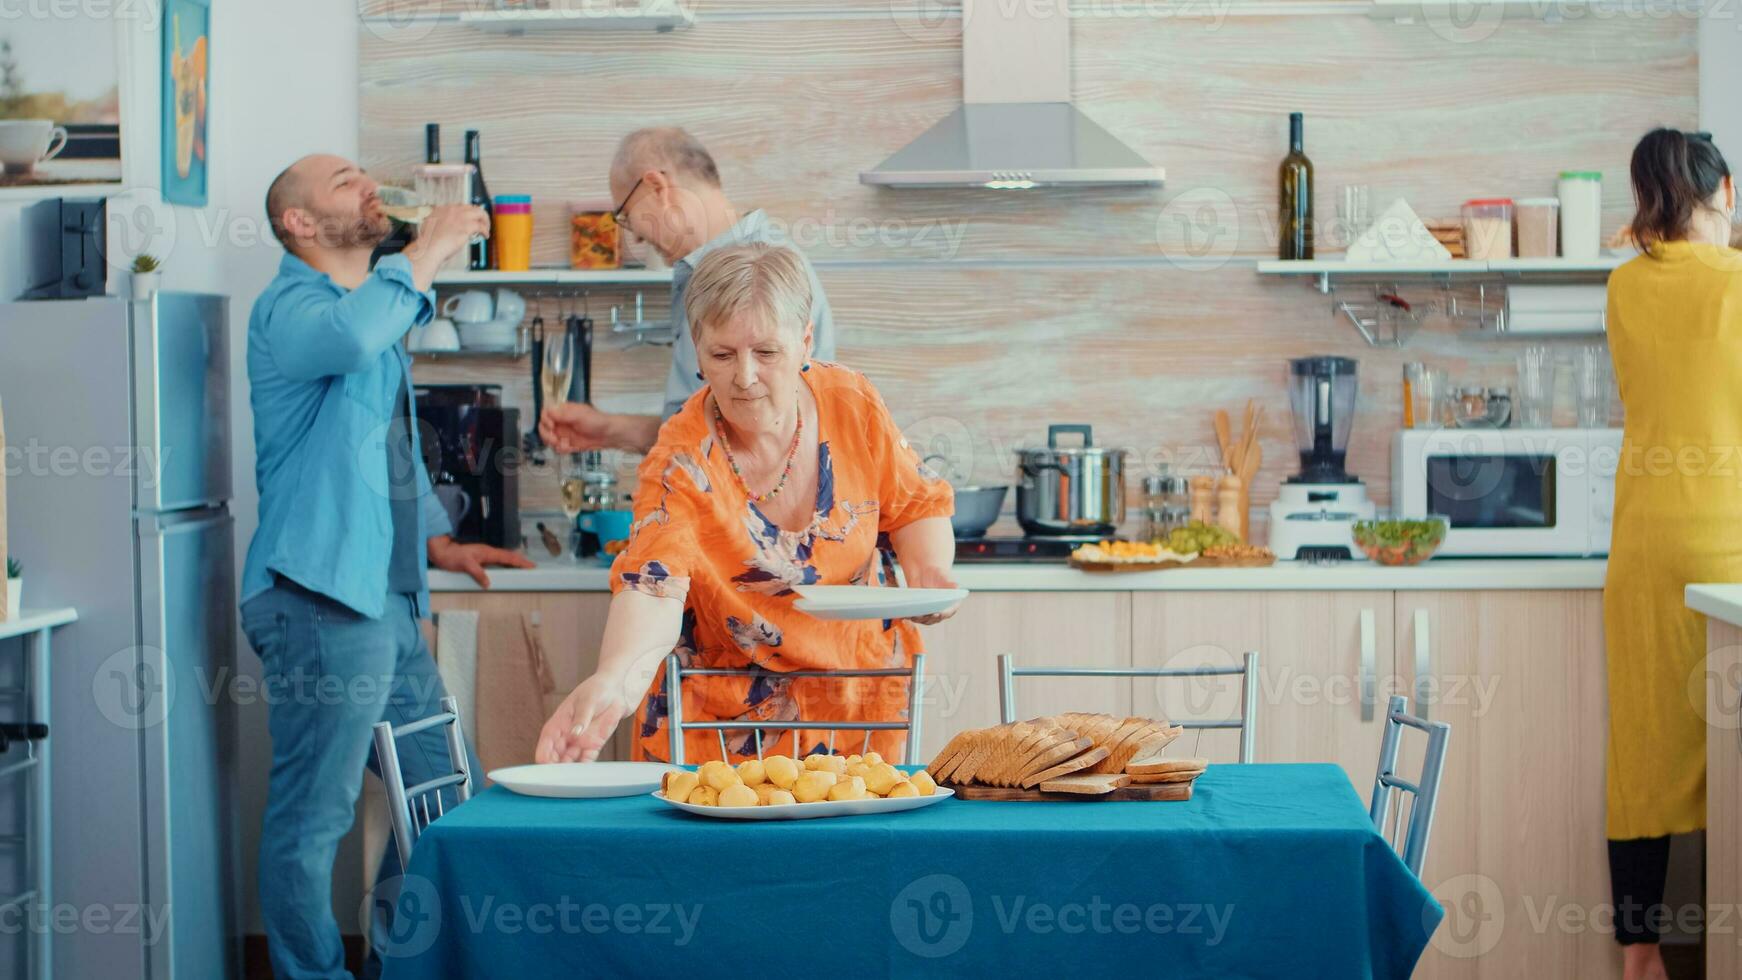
[[129, 254, 161, 300], [5, 558, 19, 621]]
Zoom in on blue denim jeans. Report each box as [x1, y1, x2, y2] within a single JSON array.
[[241, 581, 480, 980]]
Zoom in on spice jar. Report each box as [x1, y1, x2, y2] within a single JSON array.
[[1141, 474, 1191, 542], [1484, 386, 1513, 428], [1456, 385, 1488, 426]]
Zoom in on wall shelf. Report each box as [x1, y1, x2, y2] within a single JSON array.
[[1368, 0, 1594, 21], [432, 268, 672, 288], [457, 7, 696, 34]]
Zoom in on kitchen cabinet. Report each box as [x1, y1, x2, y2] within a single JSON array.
[[1395, 591, 1616, 980], [1129, 592, 1394, 781], [915, 592, 1132, 762], [1708, 617, 1742, 980]]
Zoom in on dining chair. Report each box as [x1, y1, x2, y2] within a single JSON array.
[[996, 651, 1261, 763], [371, 695, 474, 873], [1368, 694, 1451, 878], [664, 653, 927, 766]]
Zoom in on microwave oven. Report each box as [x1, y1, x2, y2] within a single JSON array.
[[1391, 428, 1621, 557]]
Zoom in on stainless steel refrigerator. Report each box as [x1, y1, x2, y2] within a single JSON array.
[[0, 293, 240, 979]]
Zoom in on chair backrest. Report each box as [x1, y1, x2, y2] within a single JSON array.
[[665, 653, 926, 765], [998, 652, 1260, 763], [1369, 694, 1451, 878], [371, 695, 474, 873]]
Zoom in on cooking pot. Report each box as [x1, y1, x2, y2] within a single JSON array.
[[1015, 424, 1128, 536]]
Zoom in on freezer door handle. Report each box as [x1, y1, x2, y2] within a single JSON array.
[[1359, 608, 1377, 723], [1413, 608, 1432, 722]]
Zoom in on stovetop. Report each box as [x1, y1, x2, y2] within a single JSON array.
[[954, 535, 1108, 563]]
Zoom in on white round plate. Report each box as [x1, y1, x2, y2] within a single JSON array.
[[489, 762, 681, 799], [653, 786, 954, 820], [791, 585, 969, 622]]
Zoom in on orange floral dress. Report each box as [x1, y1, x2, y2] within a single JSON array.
[[609, 362, 954, 765]]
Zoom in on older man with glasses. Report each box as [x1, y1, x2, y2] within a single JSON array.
[[540, 127, 836, 455]]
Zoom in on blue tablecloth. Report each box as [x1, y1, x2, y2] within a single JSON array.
[[379, 763, 1440, 979]]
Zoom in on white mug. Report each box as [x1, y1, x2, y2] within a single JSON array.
[[441, 291, 494, 324], [0, 120, 69, 175], [420, 317, 461, 352], [493, 288, 526, 325]]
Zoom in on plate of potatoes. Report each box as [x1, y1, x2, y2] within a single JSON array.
[[654, 753, 952, 820]]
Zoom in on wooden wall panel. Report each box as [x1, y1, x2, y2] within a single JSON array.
[[372, 7, 1696, 541]]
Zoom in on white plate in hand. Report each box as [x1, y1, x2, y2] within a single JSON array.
[[653, 786, 954, 820], [489, 762, 681, 799], [791, 585, 968, 621]]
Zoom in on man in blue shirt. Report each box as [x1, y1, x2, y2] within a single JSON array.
[[540, 127, 836, 453], [240, 153, 532, 979]]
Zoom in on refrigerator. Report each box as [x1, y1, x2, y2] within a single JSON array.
[[0, 293, 240, 979]]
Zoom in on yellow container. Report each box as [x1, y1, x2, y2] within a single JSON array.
[[492, 195, 533, 272]]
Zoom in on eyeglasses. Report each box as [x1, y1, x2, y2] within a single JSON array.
[[612, 172, 657, 224]]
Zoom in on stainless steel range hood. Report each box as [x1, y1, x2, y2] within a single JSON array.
[[860, 2, 1163, 189]]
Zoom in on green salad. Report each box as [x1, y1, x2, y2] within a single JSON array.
[[1351, 519, 1447, 566]]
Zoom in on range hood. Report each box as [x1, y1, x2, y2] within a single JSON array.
[[860, 2, 1163, 189]]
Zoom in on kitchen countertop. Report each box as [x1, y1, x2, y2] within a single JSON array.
[[431, 558, 1608, 594], [1687, 585, 1742, 627]]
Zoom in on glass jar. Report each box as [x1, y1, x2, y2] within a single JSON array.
[[1457, 385, 1488, 425]]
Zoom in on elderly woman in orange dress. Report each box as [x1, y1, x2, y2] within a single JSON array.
[[535, 243, 958, 765]]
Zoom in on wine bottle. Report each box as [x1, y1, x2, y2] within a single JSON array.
[[424, 123, 441, 164], [465, 129, 494, 271], [1278, 112, 1314, 260]]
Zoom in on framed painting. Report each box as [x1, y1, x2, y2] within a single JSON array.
[[161, 0, 210, 206]]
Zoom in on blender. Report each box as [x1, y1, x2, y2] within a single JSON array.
[[1269, 356, 1375, 561]]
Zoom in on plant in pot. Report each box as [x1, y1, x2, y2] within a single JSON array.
[[130, 253, 162, 299], [5, 558, 19, 621]]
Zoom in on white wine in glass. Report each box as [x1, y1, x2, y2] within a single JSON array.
[[542, 327, 577, 416], [377, 185, 432, 224]]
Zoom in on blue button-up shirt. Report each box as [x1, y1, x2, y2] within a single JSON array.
[[241, 251, 450, 620]]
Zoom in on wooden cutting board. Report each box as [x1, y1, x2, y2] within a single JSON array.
[[946, 780, 1195, 802], [1069, 555, 1274, 573]]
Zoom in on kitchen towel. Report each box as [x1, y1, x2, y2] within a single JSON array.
[[474, 610, 555, 780], [434, 610, 479, 744], [1345, 198, 1452, 264]]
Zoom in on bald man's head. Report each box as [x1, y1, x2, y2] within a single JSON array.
[[610, 127, 721, 195], [264, 154, 389, 255]]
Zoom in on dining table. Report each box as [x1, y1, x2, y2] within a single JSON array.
[[378, 762, 1442, 978]]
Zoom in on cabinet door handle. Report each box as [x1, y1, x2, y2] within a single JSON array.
[[1414, 608, 1432, 721], [1359, 608, 1377, 723]]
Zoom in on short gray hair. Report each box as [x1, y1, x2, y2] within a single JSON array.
[[683, 243, 813, 343], [611, 127, 721, 190]]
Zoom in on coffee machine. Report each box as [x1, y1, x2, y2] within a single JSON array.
[[414, 384, 522, 549], [1269, 356, 1375, 561]]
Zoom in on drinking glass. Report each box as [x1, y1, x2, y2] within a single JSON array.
[[542, 327, 576, 420], [1575, 345, 1614, 428], [1338, 184, 1371, 248], [1516, 346, 1557, 429], [1410, 366, 1453, 429], [556, 453, 585, 564]]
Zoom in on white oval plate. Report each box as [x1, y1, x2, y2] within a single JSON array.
[[653, 786, 955, 820], [489, 762, 682, 799], [791, 585, 969, 622]]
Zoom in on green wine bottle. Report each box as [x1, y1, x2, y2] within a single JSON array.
[[1279, 112, 1314, 260]]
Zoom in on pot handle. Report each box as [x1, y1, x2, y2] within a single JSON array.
[[1047, 424, 1093, 449]]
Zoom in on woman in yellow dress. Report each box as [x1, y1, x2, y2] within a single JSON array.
[[1605, 128, 1742, 980]]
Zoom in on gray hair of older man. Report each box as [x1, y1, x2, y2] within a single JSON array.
[[682, 243, 814, 345], [611, 127, 722, 190]]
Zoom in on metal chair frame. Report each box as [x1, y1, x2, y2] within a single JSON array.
[[996, 651, 1260, 764], [371, 695, 474, 873], [1369, 694, 1451, 878], [665, 653, 926, 765]]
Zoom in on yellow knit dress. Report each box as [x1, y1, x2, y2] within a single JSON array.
[[1605, 240, 1742, 840]]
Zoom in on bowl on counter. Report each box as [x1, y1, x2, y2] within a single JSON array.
[[950, 484, 1008, 539], [1352, 517, 1448, 566]]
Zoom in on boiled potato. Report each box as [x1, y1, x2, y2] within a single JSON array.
[[766, 789, 796, 806], [792, 770, 838, 803], [664, 771, 701, 804], [862, 752, 884, 766], [737, 759, 767, 786], [846, 762, 873, 782], [804, 753, 847, 775], [763, 755, 800, 789], [846, 754, 863, 767], [687, 785, 719, 807], [752, 782, 784, 806], [717, 783, 759, 808], [863, 763, 904, 797], [702, 762, 742, 793], [911, 770, 938, 796], [886, 780, 920, 799], [828, 775, 868, 802]]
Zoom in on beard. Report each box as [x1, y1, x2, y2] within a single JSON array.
[[305, 204, 391, 251]]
